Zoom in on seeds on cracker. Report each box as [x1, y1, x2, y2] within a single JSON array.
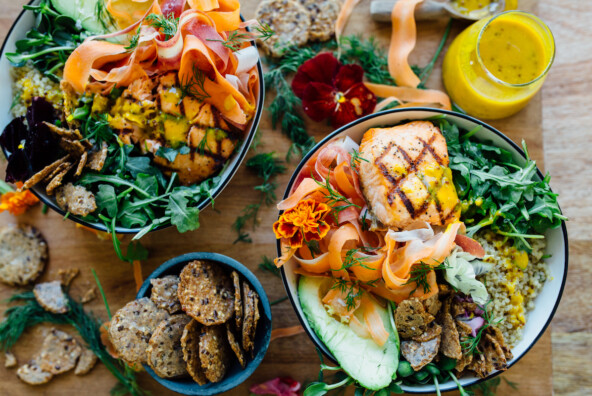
[[86, 142, 108, 171], [181, 319, 208, 385], [199, 325, 231, 383], [232, 271, 243, 331], [46, 164, 74, 195], [74, 349, 97, 376], [16, 360, 53, 385], [5, 352, 17, 368], [109, 297, 170, 367], [20, 155, 70, 190], [242, 281, 256, 353], [150, 275, 182, 314], [299, 0, 340, 41], [34, 281, 69, 314], [55, 183, 97, 217], [178, 260, 234, 325], [255, 0, 311, 57], [38, 329, 82, 374], [226, 324, 246, 368], [147, 315, 192, 378], [0, 224, 47, 286], [58, 267, 80, 287]]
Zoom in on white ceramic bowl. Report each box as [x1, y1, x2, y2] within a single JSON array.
[[0, 0, 264, 234], [278, 108, 568, 393]]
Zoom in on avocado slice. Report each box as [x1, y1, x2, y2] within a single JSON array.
[[51, 0, 112, 34], [298, 276, 399, 391]]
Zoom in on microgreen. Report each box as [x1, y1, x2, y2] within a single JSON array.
[[441, 119, 566, 252], [145, 13, 179, 40]]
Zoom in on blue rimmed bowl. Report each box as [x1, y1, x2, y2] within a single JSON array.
[[137, 252, 272, 395]]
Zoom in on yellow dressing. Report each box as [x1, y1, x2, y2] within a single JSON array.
[[442, 11, 554, 119]]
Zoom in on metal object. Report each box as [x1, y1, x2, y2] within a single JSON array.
[[371, 0, 505, 22]]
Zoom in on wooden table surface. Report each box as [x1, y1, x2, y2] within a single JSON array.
[[0, 0, 590, 395]]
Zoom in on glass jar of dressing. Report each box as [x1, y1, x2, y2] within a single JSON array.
[[442, 11, 555, 119]]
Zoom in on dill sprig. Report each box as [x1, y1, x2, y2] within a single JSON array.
[[403, 261, 449, 296], [232, 152, 286, 242], [124, 27, 141, 51], [350, 149, 369, 174], [460, 300, 503, 355], [264, 45, 323, 160], [338, 35, 392, 85], [179, 64, 210, 101], [330, 278, 379, 311], [314, 172, 360, 221], [145, 13, 179, 40], [259, 255, 280, 277], [0, 291, 145, 395], [209, 23, 275, 51], [331, 248, 376, 272]]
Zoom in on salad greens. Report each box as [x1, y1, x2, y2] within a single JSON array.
[[5, 0, 86, 82], [444, 251, 489, 304], [440, 119, 566, 252]]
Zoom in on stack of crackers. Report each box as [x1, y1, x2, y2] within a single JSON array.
[[108, 260, 261, 384]]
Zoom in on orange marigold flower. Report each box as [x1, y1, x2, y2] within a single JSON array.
[[0, 181, 39, 216], [273, 198, 331, 248]]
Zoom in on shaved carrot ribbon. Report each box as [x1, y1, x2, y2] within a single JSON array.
[[270, 325, 305, 342], [349, 252, 384, 282], [361, 294, 390, 346], [335, 0, 361, 44], [388, 0, 424, 87], [293, 252, 331, 274], [365, 82, 451, 110], [328, 223, 360, 279], [277, 178, 321, 211]]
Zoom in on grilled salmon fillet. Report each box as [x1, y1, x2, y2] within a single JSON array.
[[358, 121, 460, 229]]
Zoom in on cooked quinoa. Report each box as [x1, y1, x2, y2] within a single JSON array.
[[476, 231, 550, 346], [10, 65, 62, 118]]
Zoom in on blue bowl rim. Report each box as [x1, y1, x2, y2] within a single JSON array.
[[276, 107, 569, 393], [0, 0, 265, 234], [136, 252, 272, 395]]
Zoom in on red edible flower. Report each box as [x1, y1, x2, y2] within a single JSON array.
[[291, 52, 376, 128], [250, 377, 301, 396]]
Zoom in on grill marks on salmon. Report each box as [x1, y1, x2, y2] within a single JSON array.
[[358, 121, 461, 229]]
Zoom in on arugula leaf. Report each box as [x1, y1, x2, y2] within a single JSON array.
[[135, 174, 159, 196], [125, 157, 155, 178], [167, 190, 200, 233], [95, 184, 118, 217], [155, 145, 190, 163]]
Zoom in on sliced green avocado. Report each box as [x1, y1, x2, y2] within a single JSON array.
[[51, 0, 112, 34], [298, 276, 399, 391]]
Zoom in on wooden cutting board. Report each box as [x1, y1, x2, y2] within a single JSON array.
[[0, 0, 552, 395]]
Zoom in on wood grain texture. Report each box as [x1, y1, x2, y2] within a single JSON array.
[[0, 0, 586, 394]]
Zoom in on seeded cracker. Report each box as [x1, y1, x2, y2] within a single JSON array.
[[58, 267, 80, 287], [34, 281, 69, 314], [232, 271, 243, 330], [39, 329, 82, 374], [178, 260, 234, 325], [255, 0, 311, 57], [150, 275, 182, 314], [241, 281, 255, 353], [5, 352, 17, 368], [299, 0, 340, 41], [109, 297, 170, 366], [181, 319, 208, 385], [199, 325, 231, 383], [55, 183, 97, 217], [226, 324, 246, 368], [16, 360, 53, 385], [74, 349, 97, 375], [147, 315, 192, 378], [0, 224, 48, 286]]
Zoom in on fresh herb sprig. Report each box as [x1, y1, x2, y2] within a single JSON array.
[[259, 255, 280, 277], [314, 172, 360, 221], [232, 152, 286, 242], [145, 13, 179, 40], [124, 27, 141, 51], [338, 36, 392, 85], [6, 0, 86, 82], [441, 118, 566, 252], [209, 23, 275, 51], [403, 261, 449, 295], [467, 376, 518, 396], [179, 64, 210, 101], [0, 291, 145, 395], [460, 300, 502, 355], [331, 248, 376, 273], [350, 149, 369, 174]]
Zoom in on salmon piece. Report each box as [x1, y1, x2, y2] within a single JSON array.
[[158, 72, 182, 116], [358, 121, 460, 229], [153, 152, 224, 185]]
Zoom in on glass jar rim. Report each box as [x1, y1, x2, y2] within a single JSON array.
[[476, 10, 556, 88]]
